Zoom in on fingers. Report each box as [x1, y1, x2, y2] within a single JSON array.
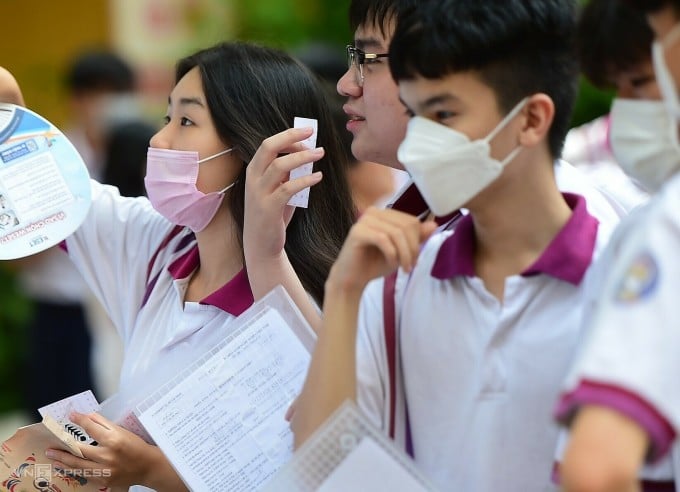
[[421, 220, 438, 241], [249, 127, 316, 177], [70, 412, 112, 443], [354, 208, 426, 273], [274, 171, 323, 204], [45, 448, 94, 470], [255, 147, 325, 194]]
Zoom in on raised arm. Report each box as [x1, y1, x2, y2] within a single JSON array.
[[291, 207, 436, 447], [243, 127, 326, 332]]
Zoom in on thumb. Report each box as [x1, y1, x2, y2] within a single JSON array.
[[420, 220, 438, 242]]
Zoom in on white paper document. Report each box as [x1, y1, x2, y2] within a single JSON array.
[[287, 116, 318, 208], [263, 401, 436, 492], [136, 301, 312, 491], [318, 437, 428, 492]]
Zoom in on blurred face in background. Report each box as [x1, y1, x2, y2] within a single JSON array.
[[612, 60, 662, 99], [648, 5, 680, 106]]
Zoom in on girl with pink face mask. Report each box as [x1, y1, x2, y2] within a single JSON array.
[[44, 42, 355, 491]]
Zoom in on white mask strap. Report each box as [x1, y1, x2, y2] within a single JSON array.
[[500, 144, 523, 167], [198, 147, 234, 164], [218, 180, 237, 194], [485, 97, 529, 143]]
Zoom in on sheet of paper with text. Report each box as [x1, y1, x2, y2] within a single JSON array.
[[135, 286, 314, 491]]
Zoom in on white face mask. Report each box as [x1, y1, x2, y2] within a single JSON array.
[[652, 23, 680, 121], [609, 98, 680, 192], [397, 98, 527, 216]]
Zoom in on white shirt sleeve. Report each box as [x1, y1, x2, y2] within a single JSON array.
[[355, 278, 390, 432], [557, 188, 680, 462], [64, 180, 174, 343]]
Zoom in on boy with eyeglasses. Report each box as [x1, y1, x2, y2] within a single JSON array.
[[557, 1, 680, 491], [337, 0, 628, 223], [292, 1, 617, 490]]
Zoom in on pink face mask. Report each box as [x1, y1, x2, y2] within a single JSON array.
[[144, 147, 235, 232]]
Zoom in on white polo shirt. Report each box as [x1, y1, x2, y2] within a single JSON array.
[[64, 181, 254, 389], [355, 192, 613, 491], [557, 172, 680, 475]]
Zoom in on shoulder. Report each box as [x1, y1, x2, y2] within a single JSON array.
[[555, 160, 627, 224]]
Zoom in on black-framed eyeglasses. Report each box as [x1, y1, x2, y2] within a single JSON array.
[[346, 45, 389, 87]]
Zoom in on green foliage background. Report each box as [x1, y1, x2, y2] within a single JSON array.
[[232, 0, 351, 48], [0, 268, 31, 413]]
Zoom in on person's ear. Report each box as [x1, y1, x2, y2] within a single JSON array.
[[517, 93, 553, 149]]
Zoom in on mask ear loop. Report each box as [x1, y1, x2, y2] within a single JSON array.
[[483, 97, 529, 166], [218, 180, 237, 194], [198, 147, 234, 164], [484, 97, 529, 144]]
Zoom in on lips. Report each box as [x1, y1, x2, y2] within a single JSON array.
[[343, 105, 365, 122]]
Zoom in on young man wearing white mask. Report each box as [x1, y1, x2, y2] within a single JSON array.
[[292, 2, 616, 490], [562, 0, 654, 211], [557, 1, 680, 491]]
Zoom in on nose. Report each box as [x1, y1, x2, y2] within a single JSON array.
[[149, 124, 171, 149], [337, 67, 362, 98]]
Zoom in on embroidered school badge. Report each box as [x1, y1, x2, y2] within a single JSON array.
[[615, 252, 659, 303]]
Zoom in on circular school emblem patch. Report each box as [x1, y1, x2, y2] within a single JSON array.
[[615, 252, 659, 303]]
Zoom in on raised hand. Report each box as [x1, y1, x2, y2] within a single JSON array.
[[244, 127, 324, 261], [328, 207, 437, 294]]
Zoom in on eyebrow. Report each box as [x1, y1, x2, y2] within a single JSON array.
[[167, 96, 205, 108], [354, 37, 388, 52], [413, 93, 461, 112]]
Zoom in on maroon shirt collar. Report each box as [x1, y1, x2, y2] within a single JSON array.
[[168, 246, 254, 316], [430, 193, 599, 286], [390, 181, 460, 226]]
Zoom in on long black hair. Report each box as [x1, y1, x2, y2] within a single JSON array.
[[176, 42, 356, 305]]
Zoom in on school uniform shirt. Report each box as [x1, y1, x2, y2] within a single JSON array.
[[354, 190, 616, 491], [557, 171, 680, 477], [64, 181, 254, 388], [63, 181, 255, 491]]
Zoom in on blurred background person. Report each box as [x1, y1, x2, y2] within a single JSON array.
[[563, 0, 654, 211], [64, 50, 140, 180]]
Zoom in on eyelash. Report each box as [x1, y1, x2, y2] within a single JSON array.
[[163, 116, 194, 126], [435, 111, 456, 122]]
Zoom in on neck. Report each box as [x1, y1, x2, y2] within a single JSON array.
[[188, 207, 243, 300], [468, 152, 571, 292]]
